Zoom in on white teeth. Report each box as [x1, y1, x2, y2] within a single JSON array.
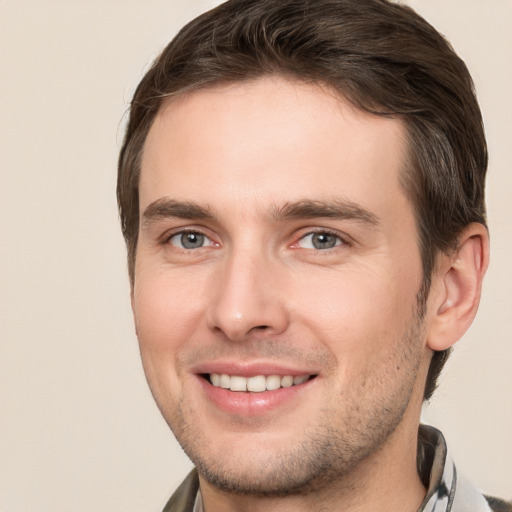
[[247, 375, 266, 392], [293, 375, 309, 385], [229, 376, 247, 392], [280, 375, 294, 388], [219, 374, 230, 389], [209, 373, 312, 392], [266, 375, 281, 391]]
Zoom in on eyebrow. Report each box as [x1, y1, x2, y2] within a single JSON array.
[[142, 198, 214, 228], [270, 199, 380, 226], [141, 197, 380, 228]]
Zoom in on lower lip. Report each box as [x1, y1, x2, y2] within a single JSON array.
[[197, 376, 314, 416]]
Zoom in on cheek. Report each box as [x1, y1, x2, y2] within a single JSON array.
[[292, 264, 421, 357], [132, 271, 208, 388], [293, 269, 424, 408]]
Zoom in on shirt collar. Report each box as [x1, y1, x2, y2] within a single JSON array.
[[418, 424, 457, 511], [418, 424, 491, 512], [193, 489, 203, 512]]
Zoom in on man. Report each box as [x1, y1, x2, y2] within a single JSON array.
[[117, 0, 511, 510]]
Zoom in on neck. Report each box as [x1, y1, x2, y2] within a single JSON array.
[[199, 417, 426, 512]]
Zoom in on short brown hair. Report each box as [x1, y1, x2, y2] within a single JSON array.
[[118, 0, 487, 400]]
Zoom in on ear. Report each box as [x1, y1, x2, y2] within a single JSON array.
[[426, 223, 489, 351]]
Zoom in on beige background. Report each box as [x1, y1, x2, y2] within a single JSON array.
[[0, 1, 510, 510]]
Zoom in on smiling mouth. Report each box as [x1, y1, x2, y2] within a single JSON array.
[[206, 373, 316, 392]]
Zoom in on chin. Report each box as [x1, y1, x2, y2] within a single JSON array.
[[175, 419, 394, 498]]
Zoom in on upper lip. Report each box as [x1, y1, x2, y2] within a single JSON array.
[[191, 360, 318, 377]]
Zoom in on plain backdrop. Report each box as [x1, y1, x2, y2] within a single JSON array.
[[0, 1, 510, 510]]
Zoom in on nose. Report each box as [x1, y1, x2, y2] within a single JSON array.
[[206, 250, 289, 342]]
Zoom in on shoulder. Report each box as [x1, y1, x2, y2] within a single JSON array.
[[485, 495, 512, 512]]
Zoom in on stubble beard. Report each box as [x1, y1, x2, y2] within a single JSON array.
[[161, 306, 426, 498]]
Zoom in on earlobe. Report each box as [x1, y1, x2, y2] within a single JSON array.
[[426, 223, 489, 351]]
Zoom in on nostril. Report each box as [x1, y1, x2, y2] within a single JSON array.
[[254, 325, 269, 330]]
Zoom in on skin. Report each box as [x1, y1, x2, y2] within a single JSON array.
[[132, 76, 488, 512]]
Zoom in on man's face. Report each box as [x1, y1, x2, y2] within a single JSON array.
[[133, 77, 432, 495]]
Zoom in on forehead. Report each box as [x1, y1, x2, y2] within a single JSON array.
[[140, 76, 409, 219]]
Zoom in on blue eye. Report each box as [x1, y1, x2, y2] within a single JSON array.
[[298, 232, 342, 250], [169, 231, 211, 249]]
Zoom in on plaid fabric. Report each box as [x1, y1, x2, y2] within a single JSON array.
[[418, 425, 494, 512], [164, 425, 510, 512]]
